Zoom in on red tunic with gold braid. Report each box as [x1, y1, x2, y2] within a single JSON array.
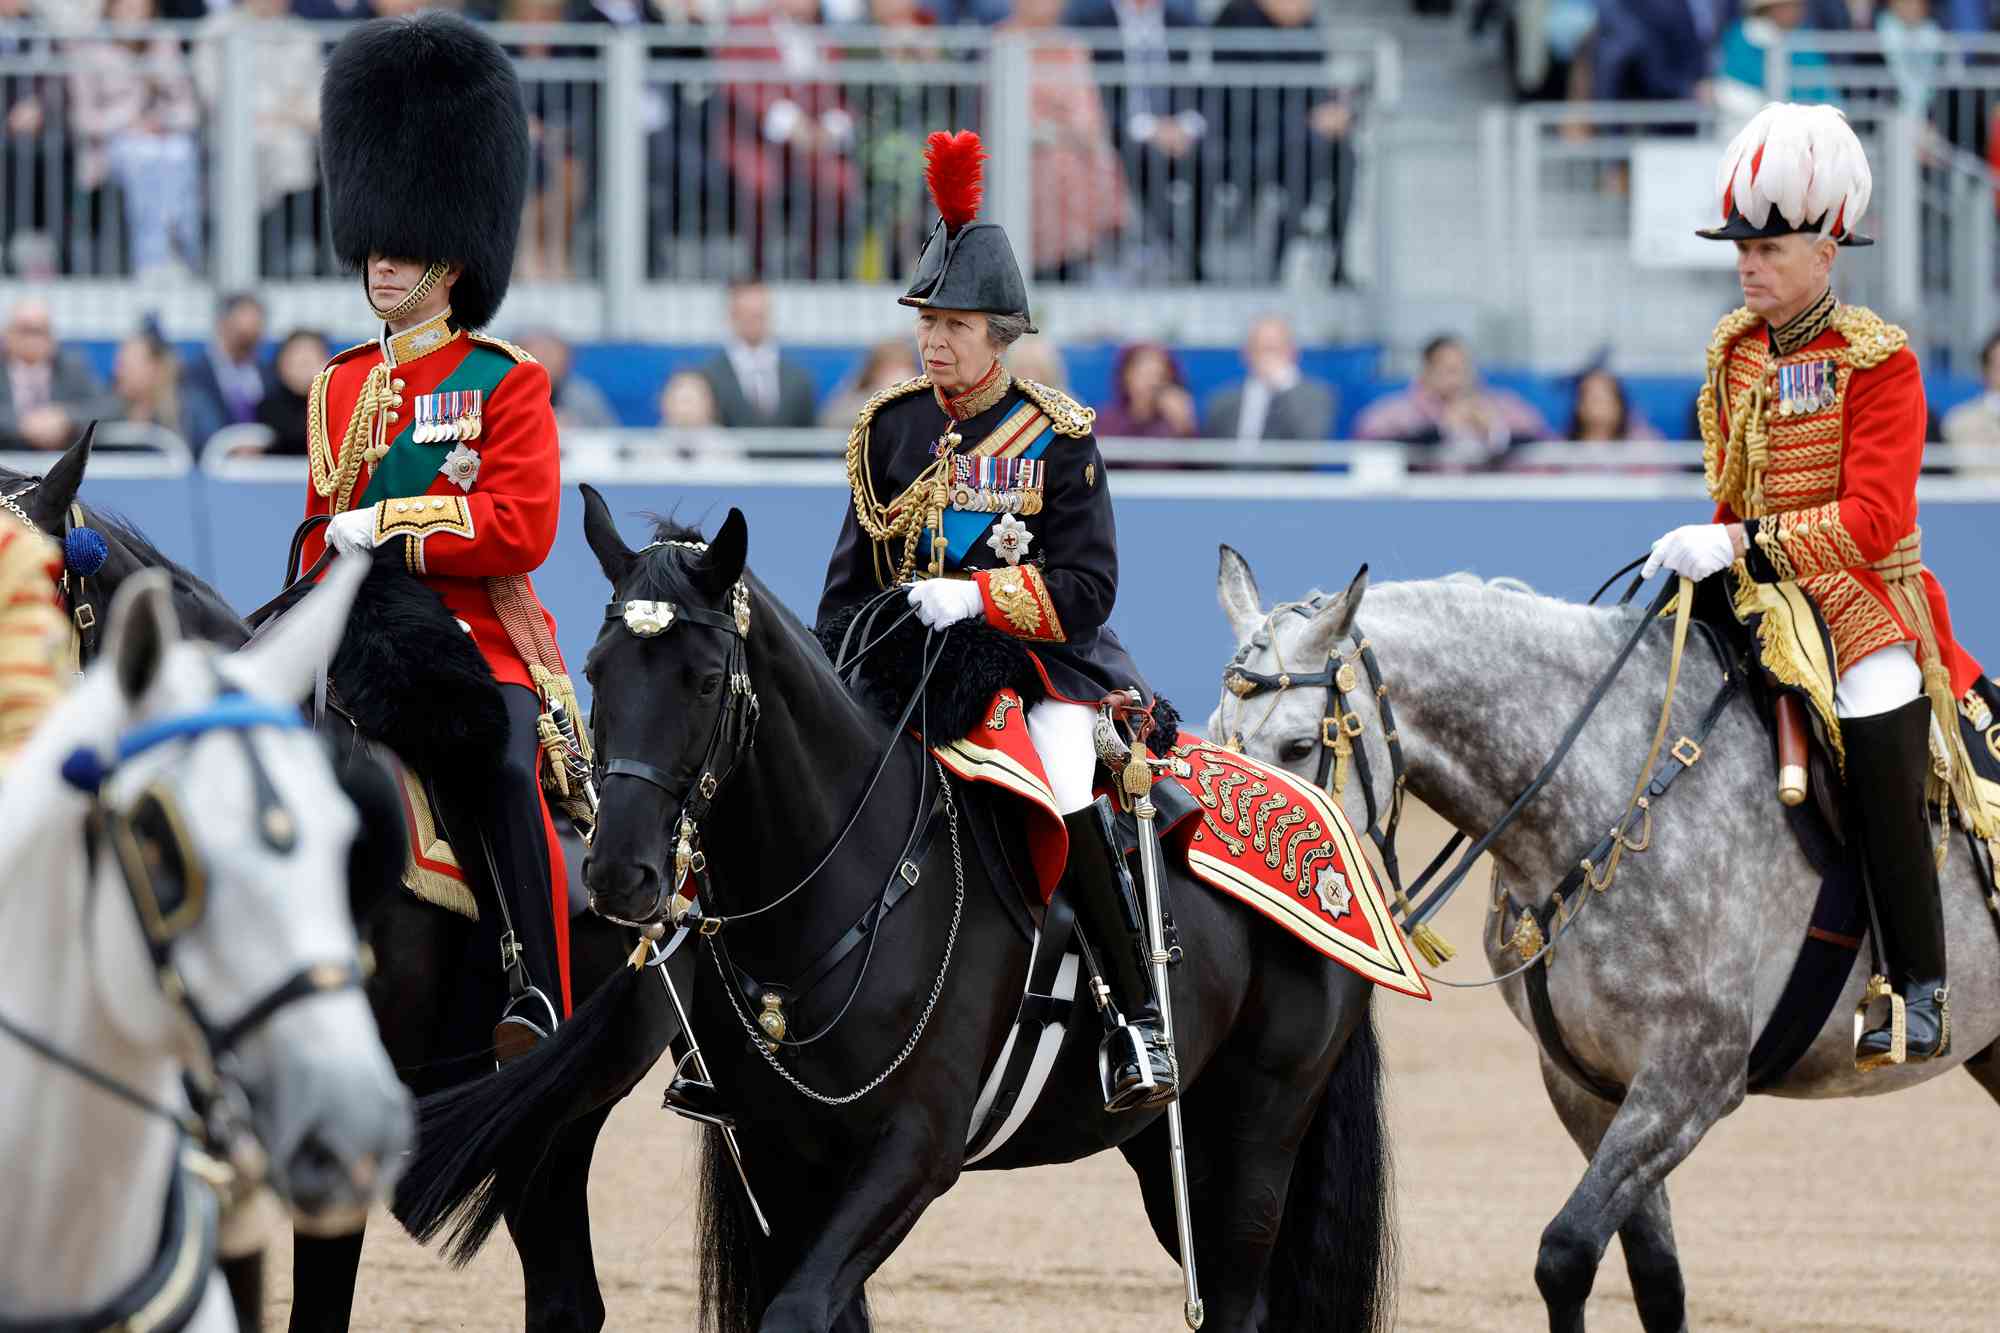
[[299, 312, 565, 692], [300, 312, 575, 1009], [1702, 298, 1980, 701]]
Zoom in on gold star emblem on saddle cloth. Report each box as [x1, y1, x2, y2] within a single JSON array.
[[985, 513, 1033, 566]]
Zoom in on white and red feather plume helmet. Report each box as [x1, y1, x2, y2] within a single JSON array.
[[1696, 103, 1874, 247]]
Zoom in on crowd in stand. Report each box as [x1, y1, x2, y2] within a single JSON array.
[[0, 0, 1365, 285], [1523, 0, 1995, 150], [10, 283, 2000, 471]]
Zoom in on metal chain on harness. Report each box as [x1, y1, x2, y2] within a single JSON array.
[[707, 765, 966, 1106]]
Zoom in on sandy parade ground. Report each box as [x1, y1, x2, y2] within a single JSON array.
[[264, 807, 2000, 1331]]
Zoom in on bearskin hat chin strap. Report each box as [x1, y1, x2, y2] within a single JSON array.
[[366, 261, 450, 325]]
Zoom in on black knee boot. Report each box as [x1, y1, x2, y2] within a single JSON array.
[[440, 685, 565, 1065], [1851, 698, 1950, 1064], [1062, 797, 1178, 1112]]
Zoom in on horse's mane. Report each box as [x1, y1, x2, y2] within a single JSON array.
[[91, 507, 243, 631]]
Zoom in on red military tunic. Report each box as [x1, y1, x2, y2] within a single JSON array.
[[1701, 298, 1981, 700], [300, 310, 573, 1008]]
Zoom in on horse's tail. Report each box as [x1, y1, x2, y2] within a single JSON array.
[[1265, 996, 1397, 1333], [391, 961, 671, 1265], [697, 1124, 765, 1333]]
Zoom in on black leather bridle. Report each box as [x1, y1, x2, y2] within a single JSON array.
[[590, 552, 761, 928], [1222, 620, 1415, 914]]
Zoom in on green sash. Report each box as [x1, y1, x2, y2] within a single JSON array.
[[358, 344, 516, 508]]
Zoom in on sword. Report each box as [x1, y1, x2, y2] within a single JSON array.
[[648, 930, 771, 1237], [1127, 749, 1204, 1330]]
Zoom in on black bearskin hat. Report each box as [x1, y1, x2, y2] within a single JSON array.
[[321, 13, 530, 330]]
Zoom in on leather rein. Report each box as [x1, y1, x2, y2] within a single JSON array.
[[1222, 572, 1727, 984], [594, 559, 965, 1105]]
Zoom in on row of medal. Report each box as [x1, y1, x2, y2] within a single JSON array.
[[412, 389, 485, 444], [1774, 361, 1837, 417], [940, 450, 1045, 515]]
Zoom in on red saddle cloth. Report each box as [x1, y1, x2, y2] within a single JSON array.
[[933, 690, 1431, 1000]]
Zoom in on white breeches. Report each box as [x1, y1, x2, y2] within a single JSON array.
[[1026, 698, 1098, 814], [1835, 642, 1922, 719]]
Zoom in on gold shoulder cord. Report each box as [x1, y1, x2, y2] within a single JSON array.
[[844, 375, 957, 584], [307, 354, 400, 514]]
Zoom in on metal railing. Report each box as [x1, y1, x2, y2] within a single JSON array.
[[198, 431, 2000, 500], [1486, 99, 1943, 371], [0, 19, 1398, 341]]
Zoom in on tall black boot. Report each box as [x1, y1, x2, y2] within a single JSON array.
[[439, 685, 566, 1066], [1851, 698, 1950, 1064], [1062, 797, 1178, 1112]]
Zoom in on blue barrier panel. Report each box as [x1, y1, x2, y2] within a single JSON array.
[[80, 479, 1995, 734]]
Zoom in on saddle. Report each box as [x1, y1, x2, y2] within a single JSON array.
[[317, 550, 512, 922]]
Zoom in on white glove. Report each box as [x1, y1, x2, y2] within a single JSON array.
[[327, 507, 379, 556], [907, 578, 984, 629], [1641, 523, 1736, 582]]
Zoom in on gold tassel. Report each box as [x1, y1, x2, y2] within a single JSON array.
[[1411, 922, 1455, 967]]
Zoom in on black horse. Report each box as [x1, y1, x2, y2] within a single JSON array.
[[395, 491, 1395, 1333], [7, 430, 652, 1333]]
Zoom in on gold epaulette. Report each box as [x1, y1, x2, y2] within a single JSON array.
[[1013, 377, 1095, 439], [1829, 305, 1908, 371], [469, 332, 537, 364]]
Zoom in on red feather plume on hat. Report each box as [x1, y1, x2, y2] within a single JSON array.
[[924, 130, 985, 233]]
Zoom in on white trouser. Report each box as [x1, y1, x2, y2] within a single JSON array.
[[1835, 642, 1922, 719], [1026, 698, 1098, 814]]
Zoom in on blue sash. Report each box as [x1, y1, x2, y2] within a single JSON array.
[[925, 405, 1056, 567]]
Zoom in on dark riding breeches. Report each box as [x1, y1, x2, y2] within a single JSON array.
[[432, 682, 568, 1015]]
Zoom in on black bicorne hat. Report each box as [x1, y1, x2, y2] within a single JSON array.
[[1695, 209, 1873, 247], [898, 131, 1037, 333], [320, 13, 530, 330]]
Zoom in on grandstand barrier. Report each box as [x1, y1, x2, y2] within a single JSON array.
[[4, 20, 1398, 347], [8, 440, 1988, 715]]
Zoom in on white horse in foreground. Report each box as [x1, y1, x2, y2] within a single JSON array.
[[0, 556, 412, 1329]]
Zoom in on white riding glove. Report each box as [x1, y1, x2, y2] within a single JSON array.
[[1641, 524, 1736, 582], [327, 507, 378, 556], [907, 578, 984, 629]]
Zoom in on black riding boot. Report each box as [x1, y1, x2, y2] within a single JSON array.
[[1063, 797, 1178, 1112], [1851, 698, 1950, 1064], [437, 685, 566, 1066]]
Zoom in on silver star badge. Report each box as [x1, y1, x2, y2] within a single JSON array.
[[439, 442, 481, 492], [1313, 866, 1353, 919], [985, 513, 1033, 566]]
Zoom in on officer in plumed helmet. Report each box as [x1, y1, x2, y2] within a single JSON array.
[[1643, 103, 1984, 1067], [298, 12, 587, 1062], [816, 131, 1178, 1113]]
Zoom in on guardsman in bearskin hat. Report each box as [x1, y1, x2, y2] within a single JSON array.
[[1642, 103, 1983, 1064], [816, 131, 1176, 1111], [301, 12, 585, 1061]]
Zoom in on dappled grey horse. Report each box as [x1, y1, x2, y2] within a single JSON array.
[[1210, 549, 2000, 1333]]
